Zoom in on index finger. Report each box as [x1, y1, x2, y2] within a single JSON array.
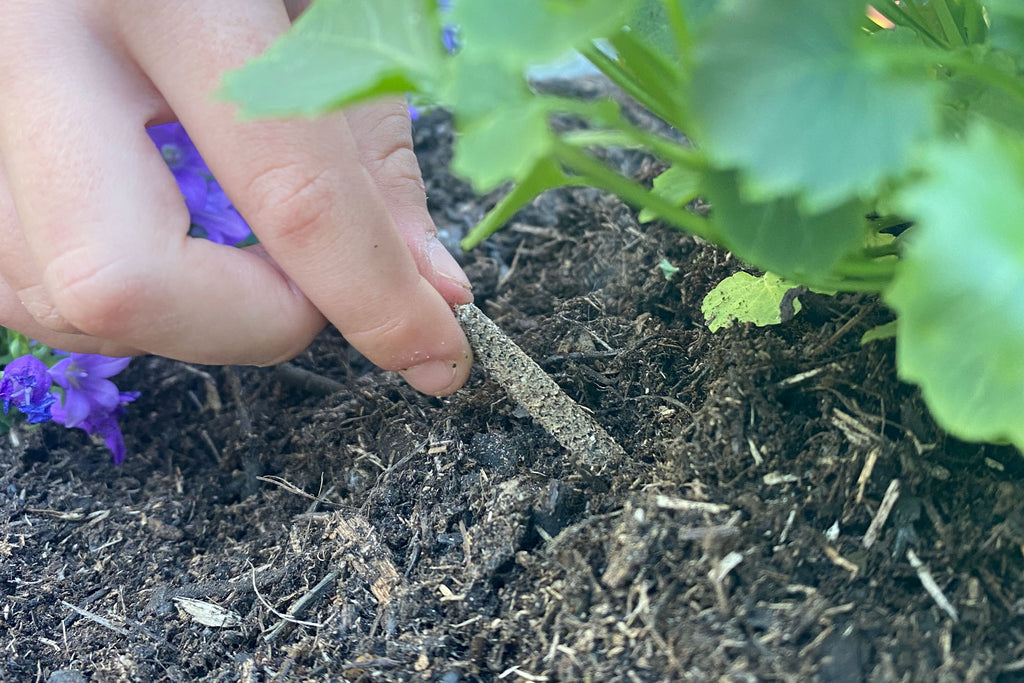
[[118, 0, 473, 395]]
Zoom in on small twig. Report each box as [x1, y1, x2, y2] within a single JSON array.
[[61, 601, 130, 637], [855, 447, 880, 505], [61, 601, 168, 646], [340, 658, 400, 671], [263, 569, 340, 642], [257, 474, 340, 509], [498, 665, 550, 681], [654, 495, 730, 514], [249, 562, 333, 630], [863, 478, 900, 549], [455, 303, 626, 471], [273, 362, 346, 396], [223, 367, 252, 436], [906, 548, 959, 622], [180, 365, 222, 412]]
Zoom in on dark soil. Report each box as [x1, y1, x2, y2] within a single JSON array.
[[4, 86, 1024, 682]]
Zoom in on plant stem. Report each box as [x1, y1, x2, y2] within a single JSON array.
[[554, 98, 706, 171], [930, 0, 965, 47], [553, 140, 719, 243], [580, 43, 680, 127]]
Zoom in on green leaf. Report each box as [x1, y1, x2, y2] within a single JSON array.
[[638, 164, 700, 223], [678, 0, 718, 28], [861, 321, 898, 345], [702, 272, 803, 333], [702, 170, 867, 287], [986, 0, 1024, 55], [440, 53, 562, 193], [627, 0, 678, 63], [443, 0, 639, 193], [452, 0, 637, 68], [221, 0, 441, 118], [658, 258, 680, 280], [690, 0, 938, 212], [442, 57, 529, 121], [886, 123, 1024, 448], [939, 48, 1024, 136], [452, 98, 554, 192]]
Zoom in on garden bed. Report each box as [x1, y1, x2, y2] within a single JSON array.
[[2, 101, 1023, 682]]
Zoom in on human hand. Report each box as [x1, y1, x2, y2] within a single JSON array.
[[0, 0, 474, 396]]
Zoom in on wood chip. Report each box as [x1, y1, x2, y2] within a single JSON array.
[[855, 447, 880, 505], [823, 545, 859, 577], [173, 598, 242, 628], [654, 495, 730, 514], [862, 478, 900, 549]]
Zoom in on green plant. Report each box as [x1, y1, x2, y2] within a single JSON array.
[[223, 0, 1024, 451]]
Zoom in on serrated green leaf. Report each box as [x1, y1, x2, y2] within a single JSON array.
[[453, 0, 637, 67], [887, 123, 1024, 448], [690, 0, 938, 212], [221, 0, 441, 118], [443, 56, 532, 120], [441, 53, 559, 192], [638, 165, 701, 223], [702, 272, 802, 333], [940, 48, 1024, 136], [702, 170, 867, 287], [452, 99, 553, 192]]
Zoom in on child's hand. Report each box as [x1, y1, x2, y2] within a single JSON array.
[[0, 0, 473, 396]]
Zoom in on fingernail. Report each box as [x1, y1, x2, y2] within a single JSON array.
[[427, 238, 472, 292], [401, 359, 459, 396]]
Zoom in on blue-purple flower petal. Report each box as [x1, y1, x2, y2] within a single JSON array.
[[1, 355, 55, 423], [48, 354, 137, 463], [148, 122, 254, 246], [192, 182, 254, 245]]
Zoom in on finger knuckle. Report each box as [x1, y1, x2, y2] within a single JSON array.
[[245, 161, 336, 247], [370, 144, 426, 195], [15, 289, 75, 333], [44, 248, 148, 338]]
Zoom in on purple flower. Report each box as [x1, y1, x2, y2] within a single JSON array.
[[49, 354, 138, 465], [437, 0, 458, 53], [0, 355, 55, 424], [147, 123, 210, 215], [147, 122, 254, 246], [53, 397, 137, 466], [441, 24, 459, 53], [191, 181, 254, 246]]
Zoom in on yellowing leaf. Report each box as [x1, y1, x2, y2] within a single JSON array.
[[702, 272, 803, 333]]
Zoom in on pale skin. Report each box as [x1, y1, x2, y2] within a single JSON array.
[[0, 0, 474, 396]]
